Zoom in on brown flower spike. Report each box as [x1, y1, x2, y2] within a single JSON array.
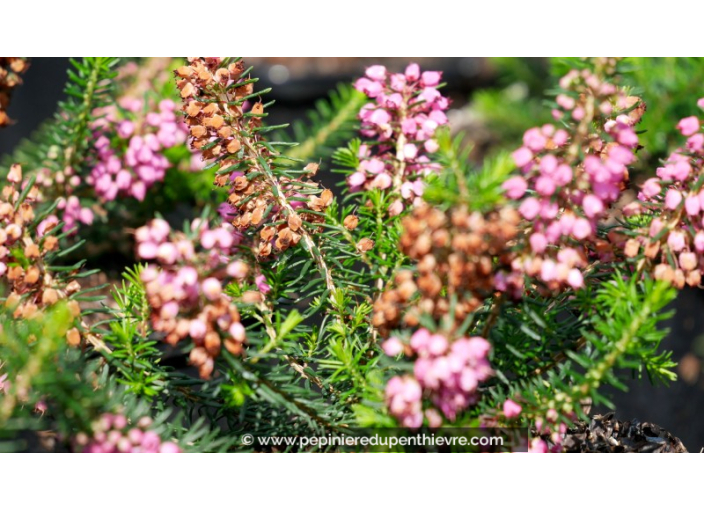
[[0, 165, 87, 347], [175, 57, 337, 292], [373, 204, 520, 337]]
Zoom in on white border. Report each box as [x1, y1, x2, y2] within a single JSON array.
[[2, 1, 704, 55], [0, 453, 698, 506]]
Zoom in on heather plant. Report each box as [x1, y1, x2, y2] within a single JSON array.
[[0, 56, 698, 453]]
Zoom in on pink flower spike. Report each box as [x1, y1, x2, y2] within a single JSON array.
[[503, 399, 522, 419]]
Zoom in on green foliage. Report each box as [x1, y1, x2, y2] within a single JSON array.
[[279, 84, 366, 162], [425, 128, 515, 211], [489, 275, 676, 426], [102, 265, 173, 398]]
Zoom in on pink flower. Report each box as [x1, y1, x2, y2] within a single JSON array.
[[523, 128, 547, 152], [572, 218, 592, 240], [529, 232, 548, 253], [370, 173, 392, 189], [503, 176, 528, 199], [679, 252, 697, 271], [403, 143, 418, 160], [529, 438, 549, 453], [677, 116, 700, 136], [159, 442, 182, 453], [685, 195, 701, 216], [383, 337, 404, 356], [519, 197, 541, 220], [695, 232, 704, 252], [117, 120, 135, 139], [668, 231, 686, 252], [556, 94, 575, 110], [365, 65, 386, 81], [424, 139, 439, 153], [405, 63, 420, 81], [421, 71, 442, 87], [582, 195, 604, 218], [388, 199, 404, 217], [156, 243, 178, 265], [512, 147, 533, 167], [354, 64, 449, 210], [354, 78, 382, 98], [348, 172, 366, 187], [567, 268, 584, 289], [369, 109, 391, 126], [665, 189, 682, 210], [503, 399, 522, 419], [641, 178, 661, 199], [202, 277, 222, 301], [138, 242, 158, 259], [255, 274, 271, 295], [540, 259, 557, 281], [189, 320, 207, 340], [229, 322, 246, 342], [227, 261, 249, 279], [687, 133, 704, 152]]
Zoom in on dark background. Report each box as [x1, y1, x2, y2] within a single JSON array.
[[3, 58, 704, 451]]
